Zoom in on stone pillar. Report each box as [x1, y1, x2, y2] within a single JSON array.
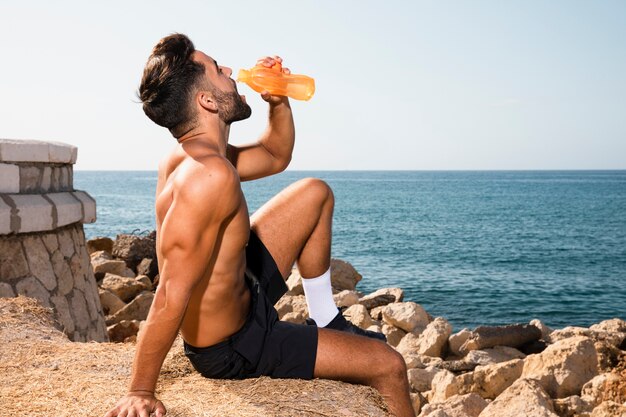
[[0, 139, 108, 342]]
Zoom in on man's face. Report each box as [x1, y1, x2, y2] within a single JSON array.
[[193, 51, 251, 124]]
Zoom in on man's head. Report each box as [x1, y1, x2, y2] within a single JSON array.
[[139, 34, 251, 138]]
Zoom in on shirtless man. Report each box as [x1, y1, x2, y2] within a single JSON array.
[[104, 34, 413, 417]]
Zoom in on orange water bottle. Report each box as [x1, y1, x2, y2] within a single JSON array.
[[237, 61, 315, 101]]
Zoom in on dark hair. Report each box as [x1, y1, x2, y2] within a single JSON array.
[[139, 34, 207, 138]]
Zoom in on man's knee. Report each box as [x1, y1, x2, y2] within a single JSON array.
[[296, 177, 334, 206], [370, 343, 407, 380]]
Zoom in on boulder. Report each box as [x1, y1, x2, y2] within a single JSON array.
[[333, 290, 360, 308], [589, 401, 626, 417], [289, 295, 309, 318], [359, 287, 404, 309], [369, 306, 385, 321], [419, 393, 487, 417], [581, 372, 626, 407], [100, 273, 149, 303], [478, 378, 558, 417], [113, 233, 157, 272], [429, 369, 457, 403], [274, 295, 294, 318], [285, 268, 304, 295], [552, 395, 593, 417], [549, 326, 626, 348], [107, 320, 140, 343], [382, 302, 430, 333], [448, 328, 472, 357], [589, 318, 626, 334], [463, 346, 526, 367], [281, 311, 306, 324], [433, 359, 524, 402], [459, 324, 541, 354], [135, 275, 152, 291], [91, 251, 126, 279], [522, 336, 598, 398], [343, 304, 373, 329], [382, 324, 406, 347], [330, 259, 362, 291], [86, 237, 114, 255], [407, 366, 441, 392], [414, 317, 452, 358], [136, 258, 159, 280], [410, 392, 425, 416], [98, 288, 126, 316], [404, 353, 443, 370], [106, 291, 154, 325], [530, 319, 553, 340], [397, 332, 421, 356]]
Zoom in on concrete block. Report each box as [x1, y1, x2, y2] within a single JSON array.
[[0, 198, 12, 235], [41, 166, 52, 191], [19, 165, 42, 193], [10, 194, 54, 233], [71, 191, 97, 223], [46, 192, 82, 227], [48, 141, 77, 164], [0, 139, 49, 162], [0, 163, 20, 193]]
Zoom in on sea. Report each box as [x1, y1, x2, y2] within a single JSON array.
[[74, 170, 626, 331]]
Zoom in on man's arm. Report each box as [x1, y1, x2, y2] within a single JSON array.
[[104, 159, 240, 417], [227, 56, 295, 181]]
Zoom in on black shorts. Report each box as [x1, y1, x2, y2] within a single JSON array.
[[183, 230, 318, 380]]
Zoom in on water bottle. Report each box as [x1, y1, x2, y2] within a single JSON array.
[[236, 61, 315, 101]]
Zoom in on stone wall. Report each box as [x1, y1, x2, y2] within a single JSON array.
[[0, 139, 107, 342]]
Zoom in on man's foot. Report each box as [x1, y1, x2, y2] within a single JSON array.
[[306, 310, 387, 342]]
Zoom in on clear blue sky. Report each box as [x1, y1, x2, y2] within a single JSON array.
[[1, 1, 624, 170]]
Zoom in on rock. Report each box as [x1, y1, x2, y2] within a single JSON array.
[[333, 290, 360, 308], [382, 324, 406, 347], [415, 317, 452, 358], [530, 319, 553, 340], [518, 339, 548, 355], [404, 353, 443, 370], [549, 326, 626, 348], [590, 318, 626, 334], [478, 378, 558, 417], [274, 295, 294, 318], [448, 328, 472, 357], [91, 253, 129, 280], [522, 336, 598, 398], [107, 320, 140, 343], [581, 372, 625, 407], [86, 237, 114, 255], [434, 359, 524, 402], [113, 233, 156, 272], [343, 304, 373, 329], [410, 392, 425, 416], [463, 346, 526, 367], [281, 311, 306, 324], [136, 258, 159, 280], [98, 288, 126, 316], [100, 273, 149, 303], [459, 324, 541, 354], [370, 306, 385, 320], [419, 393, 487, 417], [0, 282, 15, 298], [135, 275, 152, 291], [289, 295, 309, 318], [430, 369, 458, 403], [382, 302, 431, 333], [590, 401, 626, 417], [397, 332, 421, 356], [106, 291, 154, 325], [553, 395, 593, 417], [359, 287, 404, 309], [285, 268, 304, 295], [595, 340, 626, 373], [329, 259, 362, 291], [408, 366, 442, 392]]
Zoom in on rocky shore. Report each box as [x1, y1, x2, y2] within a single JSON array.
[[79, 233, 626, 416]]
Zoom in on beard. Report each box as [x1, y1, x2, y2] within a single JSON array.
[[212, 88, 252, 124]]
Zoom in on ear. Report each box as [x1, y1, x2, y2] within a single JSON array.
[[197, 91, 218, 112]]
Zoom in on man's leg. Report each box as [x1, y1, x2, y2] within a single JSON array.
[[251, 177, 385, 339], [315, 328, 414, 417]]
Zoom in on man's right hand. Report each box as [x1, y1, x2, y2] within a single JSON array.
[[104, 392, 166, 417]]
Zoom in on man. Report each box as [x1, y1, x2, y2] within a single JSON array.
[[104, 34, 413, 417]]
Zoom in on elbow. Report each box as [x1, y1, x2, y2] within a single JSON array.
[[276, 154, 292, 173]]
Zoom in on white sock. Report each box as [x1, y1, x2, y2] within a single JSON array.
[[301, 267, 338, 327]]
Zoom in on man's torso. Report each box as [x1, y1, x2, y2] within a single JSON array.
[[155, 144, 251, 347]]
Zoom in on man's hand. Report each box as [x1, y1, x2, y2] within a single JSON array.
[[104, 392, 166, 417], [256, 55, 291, 106]]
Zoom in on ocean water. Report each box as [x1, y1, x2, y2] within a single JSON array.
[[74, 170, 626, 330]]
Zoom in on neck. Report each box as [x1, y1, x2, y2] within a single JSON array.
[[177, 122, 230, 155]]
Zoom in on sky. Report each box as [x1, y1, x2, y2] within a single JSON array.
[[1, 1, 625, 170]]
